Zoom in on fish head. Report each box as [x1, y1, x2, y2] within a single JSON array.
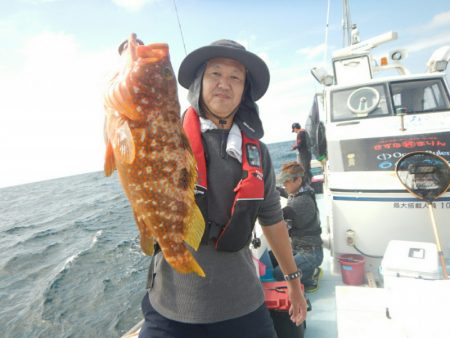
[[106, 34, 180, 122], [129, 40, 180, 113]]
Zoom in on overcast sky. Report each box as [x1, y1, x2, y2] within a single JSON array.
[[1, 0, 449, 188]]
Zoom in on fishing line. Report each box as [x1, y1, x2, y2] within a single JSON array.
[[323, 0, 331, 65], [173, 0, 187, 55]]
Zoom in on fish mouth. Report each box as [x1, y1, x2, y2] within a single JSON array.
[[137, 43, 169, 62]]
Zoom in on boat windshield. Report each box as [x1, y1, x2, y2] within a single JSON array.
[[330, 78, 450, 122], [390, 79, 450, 115], [331, 84, 390, 122]]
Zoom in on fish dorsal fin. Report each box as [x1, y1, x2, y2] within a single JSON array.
[[180, 132, 198, 187], [184, 204, 205, 251], [180, 133, 205, 250]]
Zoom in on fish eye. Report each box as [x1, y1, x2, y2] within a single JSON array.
[[163, 67, 173, 79]]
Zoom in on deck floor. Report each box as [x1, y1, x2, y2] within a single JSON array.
[[305, 249, 450, 338], [303, 247, 343, 338], [302, 193, 341, 337]]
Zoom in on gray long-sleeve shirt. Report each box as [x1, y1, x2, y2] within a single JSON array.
[[148, 129, 283, 323]]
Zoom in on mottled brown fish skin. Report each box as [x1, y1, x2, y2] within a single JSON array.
[[104, 36, 205, 277]]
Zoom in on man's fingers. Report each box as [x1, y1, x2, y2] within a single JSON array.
[[289, 305, 306, 326], [290, 312, 304, 326], [289, 305, 306, 325]]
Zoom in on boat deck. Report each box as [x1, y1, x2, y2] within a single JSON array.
[[306, 250, 450, 338], [121, 249, 345, 338], [304, 247, 343, 338], [122, 193, 450, 338]]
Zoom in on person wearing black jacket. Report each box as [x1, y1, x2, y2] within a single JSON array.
[[274, 161, 323, 292], [291, 123, 312, 183]]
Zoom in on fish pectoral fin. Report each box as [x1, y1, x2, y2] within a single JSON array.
[[111, 119, 136, 164], [184, 205, 205, 251], [104, 142, 116, 176]]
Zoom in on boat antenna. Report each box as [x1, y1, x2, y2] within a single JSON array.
[[323, 0, 331, 65], [342, 0, 352, 47], [172, 0, 187, 55]]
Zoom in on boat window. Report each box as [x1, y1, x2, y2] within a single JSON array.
[[330, 84, 389, 122], [390, 79, 450, 114]]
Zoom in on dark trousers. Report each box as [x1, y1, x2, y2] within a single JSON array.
[[273, 246, 323, 287], [139, 292, 277, 338], [297, 151, 312, 182]]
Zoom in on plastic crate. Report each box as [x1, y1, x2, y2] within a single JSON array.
[[262, 281, 306, 338], [262, 281, 291, 310]]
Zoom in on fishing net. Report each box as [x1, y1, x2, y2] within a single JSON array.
[[396, 151, 450, 202]]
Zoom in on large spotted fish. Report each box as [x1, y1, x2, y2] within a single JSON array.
[[103, 34, 205, 277]]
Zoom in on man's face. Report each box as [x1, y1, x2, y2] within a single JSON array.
[[201, 58, 246, 119]]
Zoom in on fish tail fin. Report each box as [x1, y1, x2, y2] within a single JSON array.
[[104, 142, 116, 176], [184, 205, 205, 251], [170, 252, 206, 278], [187, 256, 206, 277]]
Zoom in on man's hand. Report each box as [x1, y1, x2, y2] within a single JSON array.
[[287, 279, 307, 325], [261, 222, 308, 325]]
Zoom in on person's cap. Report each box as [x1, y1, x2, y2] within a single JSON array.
[[178, 39, 270, 101], [277, 171, 303, 183], [291, 122, 301, 131]]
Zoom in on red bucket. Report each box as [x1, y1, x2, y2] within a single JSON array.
[[338, 254, 365, 285]]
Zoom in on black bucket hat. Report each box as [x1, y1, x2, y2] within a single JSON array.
[[178, 39, 270, 101]]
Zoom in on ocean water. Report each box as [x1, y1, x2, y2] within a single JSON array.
[[0, 140, 295, 338]]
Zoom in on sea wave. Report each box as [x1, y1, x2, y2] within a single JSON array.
[[1, 141, 293, 337], [42, 230, 104, 313], [4, 223, 37, 235]]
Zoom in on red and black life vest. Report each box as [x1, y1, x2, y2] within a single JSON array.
[[183, 107, 264, 252]]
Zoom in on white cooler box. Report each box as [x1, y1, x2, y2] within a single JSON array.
[[381, 240, 440, 282], [381, 240, 449, 338]]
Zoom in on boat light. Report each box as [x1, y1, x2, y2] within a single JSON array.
[[389, 49, 407, 61], [391, 51, 402, 60], [311, 67, 334, 86], [434, 60, 448, 72], [427, 46, 450, 72], [380, 56, 388, 66]]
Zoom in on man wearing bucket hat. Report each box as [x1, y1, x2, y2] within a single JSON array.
[[139, 39, 307, 338]]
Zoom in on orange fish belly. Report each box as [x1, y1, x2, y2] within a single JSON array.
[[103, 34, 205, 277]]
